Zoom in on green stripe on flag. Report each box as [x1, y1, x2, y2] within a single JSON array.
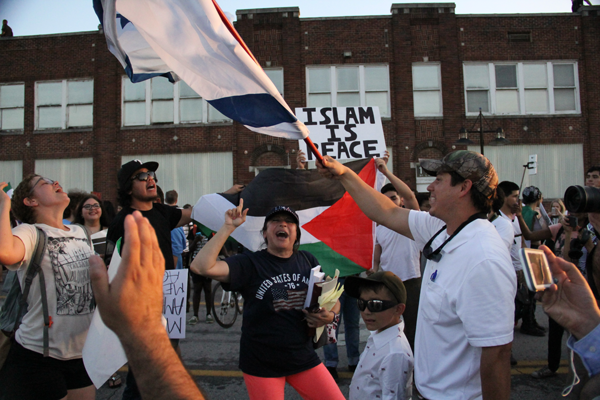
[[299, 242, 365, 278], [193, 221, 238, 245]]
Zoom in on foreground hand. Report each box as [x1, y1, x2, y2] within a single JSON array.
[[224, 198, 248, 229], [0, 182, 11, 211], [316, 156, 346, 179], [539, 245, 600, 340], [90, 211, 165, 337], [303, 307, 334, 328]]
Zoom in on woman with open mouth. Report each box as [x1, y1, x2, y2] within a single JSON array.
[[191, 201, 344, 400]]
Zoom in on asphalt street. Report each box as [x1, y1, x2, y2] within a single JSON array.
[[92, 294, 574, 400]]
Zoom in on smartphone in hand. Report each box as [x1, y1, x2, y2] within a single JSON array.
[[519, 248, 553, 292]]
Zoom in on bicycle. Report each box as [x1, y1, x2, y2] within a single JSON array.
[[211, 281, 243, 328]]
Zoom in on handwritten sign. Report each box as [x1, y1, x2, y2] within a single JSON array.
[[296, 106, 387, 161], [163, 269, 188, 339]]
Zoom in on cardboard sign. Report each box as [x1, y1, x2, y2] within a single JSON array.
[[163, 269, 188, 339], [296, 107, 387, 161]]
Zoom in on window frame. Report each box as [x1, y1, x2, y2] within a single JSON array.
[[463, 61, 580, 116], [121, 77, 231, 127], [264, 67, 284, 97], [35, 79, 94, 130], [412, 62, 443, 117], [0, 83, 25, 131], [306, 64, 391, 118]]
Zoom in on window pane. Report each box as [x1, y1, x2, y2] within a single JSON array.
[[495, 65, 517, 88], [337, 92, 360, 107], [265, 69, 284, 95], [366, 92, 389, 116], [464, 65, 489, 89], [553, 64, 575, 87], [308, 93, 331, 107], [365, 66, 389, 91], [208, 104, 229, 122], [68, 81, 93, 104], [1, 85, 24, 108], [524, 89, 548, 113], [466, 90, 489, 113], [152, 100, 174, 123], [152, 78, 173, 100], [179, 81, 200, 98], [414, 91, 441, 115], [523, 64, 547, 88], [180, 98, 202, 122], [124, 80, 145, 101], [554, 88, 576, 111], [308, 68, 331, 93], [2, 108, 24, 130], [495, 90, 519, 114], [337, 67, 359, 91], [38, 82, 62, 106], [38, 106, 62, 128], [413, 65, 440, 90], [124, 102, 146, 126], [67, 105, 93, 127]]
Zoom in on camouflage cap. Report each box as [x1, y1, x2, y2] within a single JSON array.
[[419, 150, 498, 198]]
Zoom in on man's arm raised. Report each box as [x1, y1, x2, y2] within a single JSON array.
[[375, 154, 419, 211], [89, 212, 205, 400], [317, 156, 413, 239]]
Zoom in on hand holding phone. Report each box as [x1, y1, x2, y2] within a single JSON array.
[[520, 248, 553, 292]]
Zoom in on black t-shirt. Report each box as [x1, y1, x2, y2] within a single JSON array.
[[224, 249, 321, 377], [106, 203, 182, 270]]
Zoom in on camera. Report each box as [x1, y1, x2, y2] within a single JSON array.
[[564, 185, 600, 213], [568, 228, 592, 261]]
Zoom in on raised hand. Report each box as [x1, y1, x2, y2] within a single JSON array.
[[224, 198, 248, 229], [316, 156, 347, 179]]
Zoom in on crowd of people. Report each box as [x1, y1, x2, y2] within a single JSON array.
[[0, 150, 599, 400]]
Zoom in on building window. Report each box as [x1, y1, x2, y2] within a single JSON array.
[[412, 63, 442, 117], [306, 65, 390, 117], [463, 62, 580, 116], [0, 84, 24, 131], [122, 77, 230, 127], [35, 80, 93, 130], [264, 68, 284, 97]]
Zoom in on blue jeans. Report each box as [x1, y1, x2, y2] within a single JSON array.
[[323, 279, 361, 368]]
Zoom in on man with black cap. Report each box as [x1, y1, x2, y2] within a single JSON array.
[[106, 159, 193, 400], [318, 150, 516, 400]]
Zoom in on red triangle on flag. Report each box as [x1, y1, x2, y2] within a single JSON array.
[[302, 159, 377, 270]]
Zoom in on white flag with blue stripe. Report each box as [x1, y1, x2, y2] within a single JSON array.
[[94, 0, 309, 140]]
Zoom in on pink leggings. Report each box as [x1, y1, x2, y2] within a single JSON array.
[[243, 363, 345, 400]]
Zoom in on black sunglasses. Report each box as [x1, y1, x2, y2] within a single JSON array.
[[357, 298, 397, 313], [131, 171, 157, 182]]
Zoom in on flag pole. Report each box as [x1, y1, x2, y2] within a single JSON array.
[[211, 0, 324, 164]]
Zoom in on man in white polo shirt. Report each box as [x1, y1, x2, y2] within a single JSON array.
[[317, 150, 516, 400]]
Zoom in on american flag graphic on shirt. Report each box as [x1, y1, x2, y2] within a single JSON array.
[[272, 288, 307, 312]]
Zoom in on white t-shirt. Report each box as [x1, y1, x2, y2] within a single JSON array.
[[491, 214, 514, 252], [501, 210, 523, 271], [375, 224, 421, 281], [350, 321, 413, 400], [408, 211, 516, 400], [8, 223, 94, 360]]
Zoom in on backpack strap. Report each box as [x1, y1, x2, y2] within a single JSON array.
[[15, 227, 50, 357], [73, 223, 93, 250]]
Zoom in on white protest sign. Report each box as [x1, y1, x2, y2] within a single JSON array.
[[295, 106, 387, 161], [163, 269, 188, 339]]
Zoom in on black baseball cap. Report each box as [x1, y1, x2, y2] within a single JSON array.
[[118, 159, 159, 190], [265, 206, 299, 225], [345, 271, 407, 304]]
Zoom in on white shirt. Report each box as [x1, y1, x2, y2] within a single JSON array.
[[491, 214, 514, 252], [501, 210, 523, 271], [350, 321, 413, 400], [375, 224, 421, 281], [408, 211, 516, 400]]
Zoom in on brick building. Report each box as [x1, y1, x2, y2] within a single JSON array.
[[1, 2, 599, 205]]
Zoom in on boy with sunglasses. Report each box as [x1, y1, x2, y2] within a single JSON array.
[[344, 271, 413, 400]]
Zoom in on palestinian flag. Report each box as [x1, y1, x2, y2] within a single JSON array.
[[3, 183, 13, 199], [191, 158, 383, 277]]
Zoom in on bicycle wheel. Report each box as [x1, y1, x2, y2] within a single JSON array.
[[211, 282, 238, 328]]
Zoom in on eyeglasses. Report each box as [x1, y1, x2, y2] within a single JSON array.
[[131, 171, 157, 182], [357, 298, 398, 313], [83, 203, 101, 210], [29, 177, 55, 195]]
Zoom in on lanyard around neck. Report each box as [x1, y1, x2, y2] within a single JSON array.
[[423, 212, 487, 262]]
